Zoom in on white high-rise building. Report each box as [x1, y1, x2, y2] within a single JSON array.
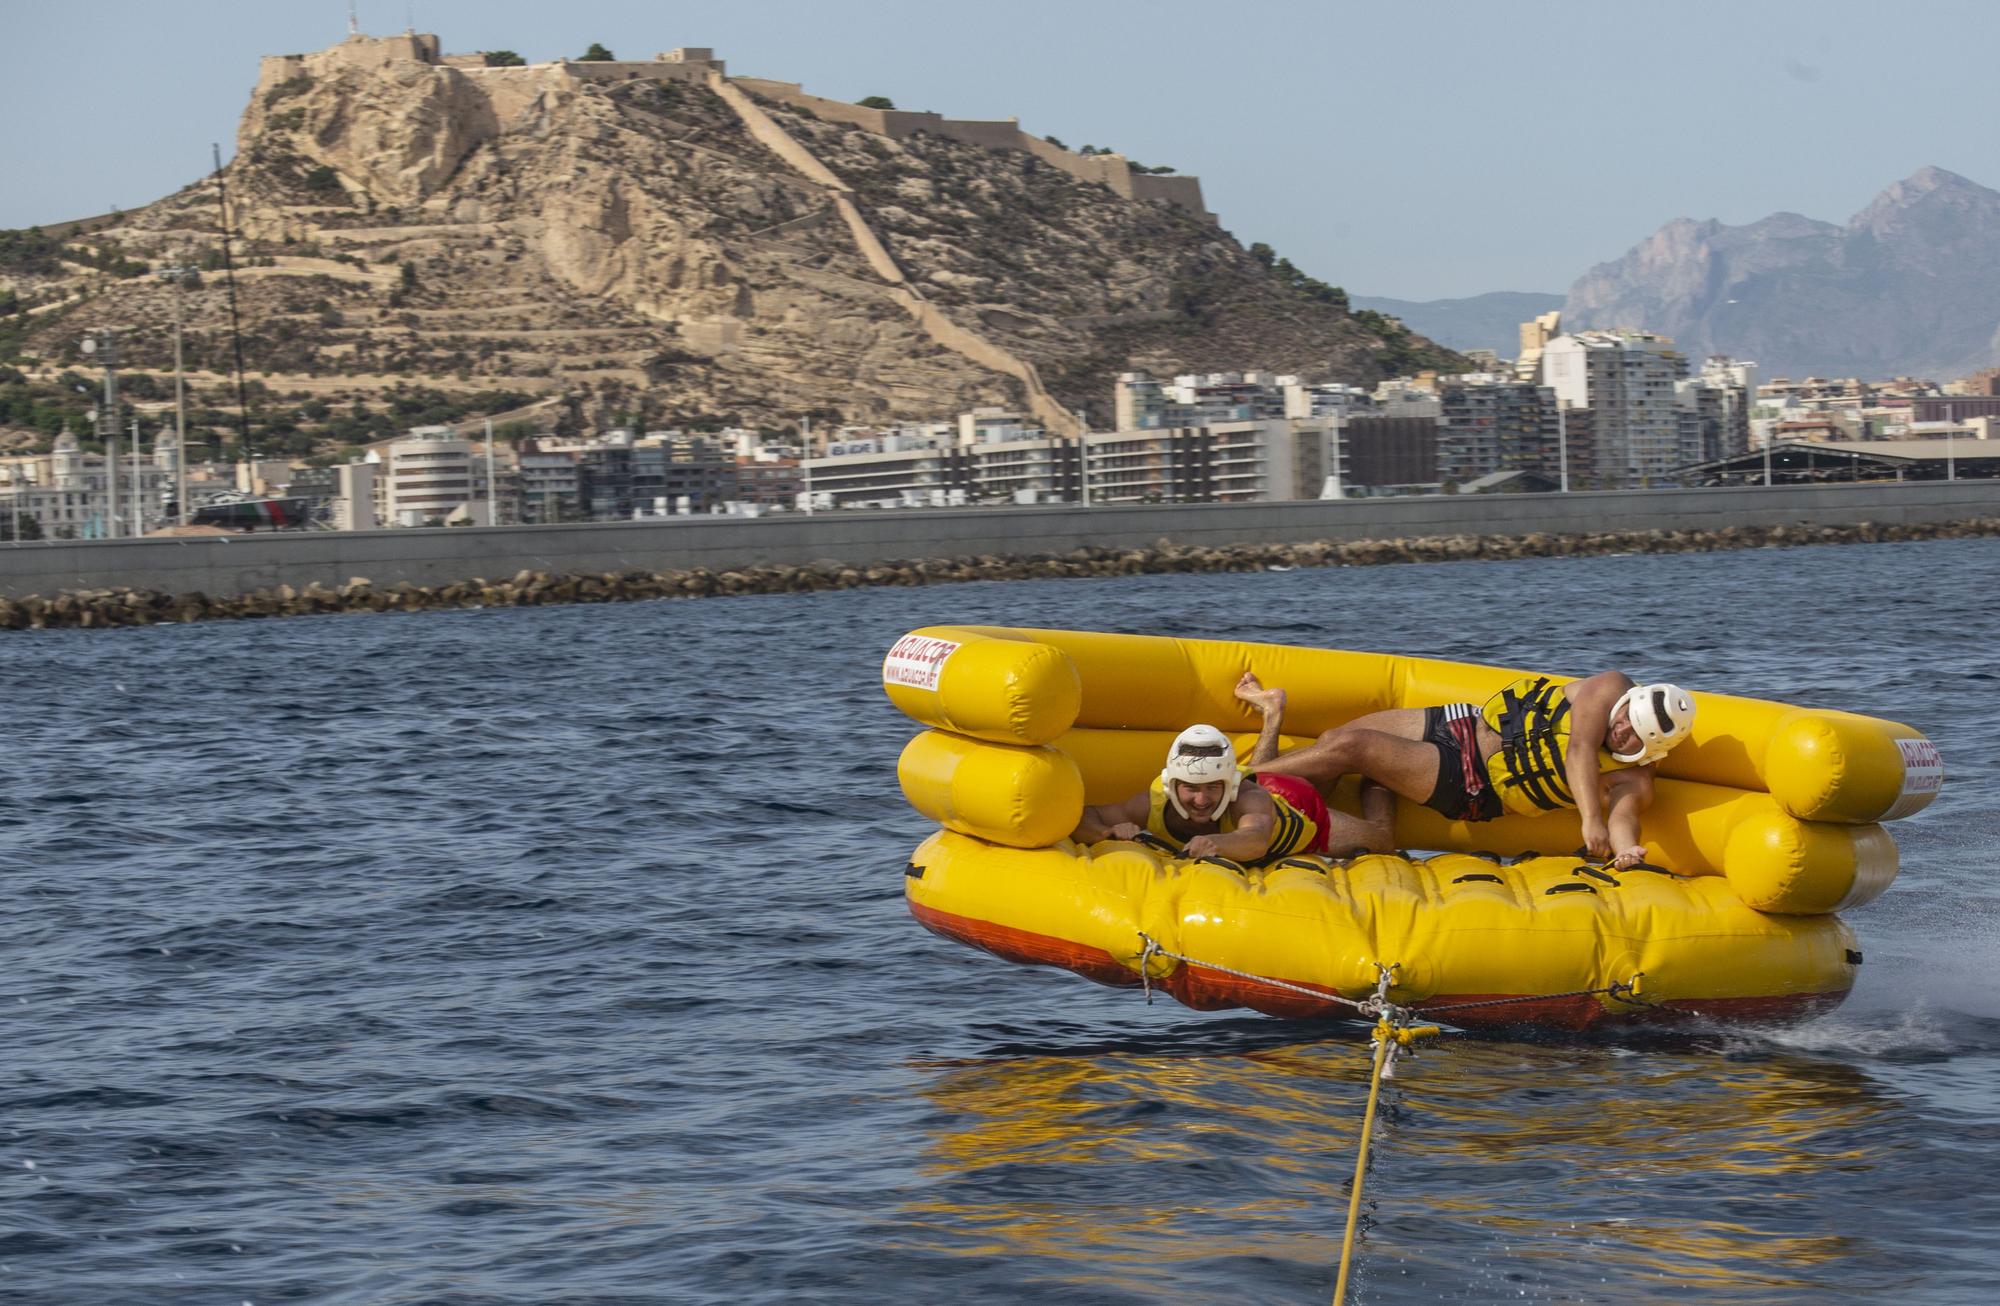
[[1541, 331, 1689, 485], [369, 425, 492, 527]]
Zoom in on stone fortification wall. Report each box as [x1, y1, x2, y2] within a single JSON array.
[[1132, 174, 1208, 214], [731, 77, 1213, 221], [1, 482, 1994, 608], [554, 58, 716, 87]]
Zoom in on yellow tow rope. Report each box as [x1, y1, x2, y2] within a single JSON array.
[[1130, 933, 1644, 1302], [1333, 1012, 1439, 1305]]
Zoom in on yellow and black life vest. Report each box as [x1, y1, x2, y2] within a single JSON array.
[[1480, 676, 1631, 817], [1144, 774, 1319, 864]]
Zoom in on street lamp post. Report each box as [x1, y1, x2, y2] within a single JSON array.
[[800, 416, 814, 516], [129, 417, 145, 535], [156, 260, 197, 526], [82, 330, 121, 538], [1556, 403, 1570, 493]]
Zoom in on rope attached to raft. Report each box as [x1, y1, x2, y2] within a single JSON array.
[[1131, 932, 1662, 1303]]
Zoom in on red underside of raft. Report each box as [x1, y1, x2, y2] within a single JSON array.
[[909, 901, 1848, 1031]]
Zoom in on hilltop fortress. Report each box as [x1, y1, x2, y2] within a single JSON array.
[[249, 33, 1212, 222], [13, 29, 1432, 448]]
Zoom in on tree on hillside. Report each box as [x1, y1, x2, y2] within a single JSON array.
[[484, 50, 526, 67], [857, 96, 895, 110], [579, 42, 615, 61]]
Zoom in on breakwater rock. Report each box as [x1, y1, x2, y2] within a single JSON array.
[[3, 516, 1996, 631]]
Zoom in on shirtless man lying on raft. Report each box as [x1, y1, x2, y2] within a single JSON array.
[[1069, 675, 1393, 866], [1249, 671, 1696, 870]]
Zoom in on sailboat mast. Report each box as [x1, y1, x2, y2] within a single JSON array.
[[212, 143, 254, 487]]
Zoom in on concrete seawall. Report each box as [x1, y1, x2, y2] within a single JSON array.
[[1, 481, 1995, 602]]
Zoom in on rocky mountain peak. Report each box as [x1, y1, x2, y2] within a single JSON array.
[[1847, 165, 2000, 241], [1565, 166, 2000, 379]]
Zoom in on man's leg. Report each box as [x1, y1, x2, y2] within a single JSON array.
[[1234, 672, 1289, 766], [1253, 708, 1440, 804], [1316, 779, 1396, 856]]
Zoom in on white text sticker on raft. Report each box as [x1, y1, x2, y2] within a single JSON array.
[[884, 636, 961, 691], [1881, 737, 1945, 821]]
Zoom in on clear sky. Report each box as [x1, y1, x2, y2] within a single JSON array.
[[7, 0, 1998, 301]]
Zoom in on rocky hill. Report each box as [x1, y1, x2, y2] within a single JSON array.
[[1564, 166, 2000, 379], [0, 33, 1456, 451]]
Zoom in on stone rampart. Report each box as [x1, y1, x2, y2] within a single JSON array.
[[2, 482, 1994, 605], [733, 76, 1212, 222]]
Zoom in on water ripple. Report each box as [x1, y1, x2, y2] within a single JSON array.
[[2, 539, 1997, 1302]]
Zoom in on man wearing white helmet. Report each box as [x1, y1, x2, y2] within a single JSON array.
[[1069, 680, 1394, 865], [1250, 670, 1696, 869]]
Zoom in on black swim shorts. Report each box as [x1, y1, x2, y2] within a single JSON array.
[[1422, 704, 1502, 823]]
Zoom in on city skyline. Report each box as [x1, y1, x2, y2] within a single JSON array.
[[7, 0, 2000, 301]]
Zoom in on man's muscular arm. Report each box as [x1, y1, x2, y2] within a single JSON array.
[[1564, 670, 1636, 859], [1071, 791, 1153, 844], [1182, 785, 1277, 862], [1602, 768, 1655, 869]]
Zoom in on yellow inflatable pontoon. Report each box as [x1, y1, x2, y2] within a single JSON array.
[[884, 626, 1943, 1030]]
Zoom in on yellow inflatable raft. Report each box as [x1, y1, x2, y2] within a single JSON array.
[[885, 627, 1944, 1029]]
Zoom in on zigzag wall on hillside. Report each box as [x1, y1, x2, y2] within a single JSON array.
[[706, 71, 1082, 437]]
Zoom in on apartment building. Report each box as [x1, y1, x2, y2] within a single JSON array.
[[1436, 374, 1561, 484], [369, 425, 494, 527], [1541, 332, 1689, 485], [1082, 420, 1308, 504]]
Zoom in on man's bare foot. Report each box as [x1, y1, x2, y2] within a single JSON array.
[[1234, 671, 1286, 717]]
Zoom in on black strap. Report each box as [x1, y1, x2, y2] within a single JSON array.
[[1451, 872, 1503, 885], [1545, 882, 1597, 895]]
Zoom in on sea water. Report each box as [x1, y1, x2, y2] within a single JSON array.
[[3, 537, 1996, 1304]]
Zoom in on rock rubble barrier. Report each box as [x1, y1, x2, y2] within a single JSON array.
[[0, 517, 1995, 631]]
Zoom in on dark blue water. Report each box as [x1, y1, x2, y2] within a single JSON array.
[[4, 538, 1996, 1304]]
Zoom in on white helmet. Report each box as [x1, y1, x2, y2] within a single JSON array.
[[1610, 683, 1696, 764], [1161, 724, 1242, 819]]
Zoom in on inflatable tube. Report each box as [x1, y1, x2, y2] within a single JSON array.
[[886, 626, 1942, 824], [905, 830, 1859, 1030], [884, 627, 1932, 1028], [896, 731, 1084, 850], [896, 725, 1898, 914], [881, 629, 1080, 746]]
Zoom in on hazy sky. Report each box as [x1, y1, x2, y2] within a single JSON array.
[[7, 0, 1998, 300]]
